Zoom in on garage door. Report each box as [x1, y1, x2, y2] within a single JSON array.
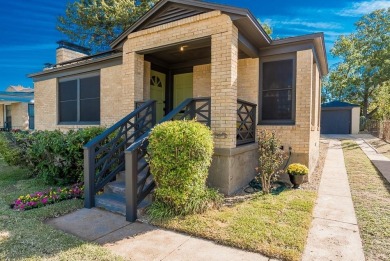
[[321, 110, 351, 134]]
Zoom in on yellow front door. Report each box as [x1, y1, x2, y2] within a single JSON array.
[[173, 73, 193, 107], [150, 70, 166, 122]]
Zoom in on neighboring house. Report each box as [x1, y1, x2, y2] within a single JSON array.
[[29, 0, 327, 196], [321, 101, 360, 135], [0, 88, 34, 131]]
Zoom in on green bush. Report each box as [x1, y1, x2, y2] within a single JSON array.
[[147, 120, 220, 218], [0, 131, 32, 167], [0, 127, 105, 185], [26, 127, 105, 185]]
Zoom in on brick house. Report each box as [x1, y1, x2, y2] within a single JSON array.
[[0, 87, 34, 131], [29, 0, 327, 219]]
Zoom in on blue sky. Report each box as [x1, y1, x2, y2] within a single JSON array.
[[0, 0, 389, 90]]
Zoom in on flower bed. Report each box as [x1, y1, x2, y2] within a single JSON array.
[[11, 183, 84, 211]]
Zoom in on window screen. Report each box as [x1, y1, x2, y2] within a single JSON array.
[[28, 104, 34, 130], [261, 59, 294, 122], [58, 75, 100, 124]]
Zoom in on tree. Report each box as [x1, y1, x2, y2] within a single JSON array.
[[257, 19, 273, 36], [57, 0, 158, 52], [325, 8, 390, 118]]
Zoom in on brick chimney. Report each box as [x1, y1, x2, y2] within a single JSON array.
[[56, 40, 91, 64]]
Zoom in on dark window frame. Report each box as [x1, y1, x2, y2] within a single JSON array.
[[5, 105, 12, 129], [58, 72, 100, 125], [28, 103, 34, 130], [259, 53, 296, 125]]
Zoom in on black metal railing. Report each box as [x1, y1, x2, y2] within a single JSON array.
[[237, 99, 257, 146], [83, 100, 156, 208], [124, 97, 211, 221]]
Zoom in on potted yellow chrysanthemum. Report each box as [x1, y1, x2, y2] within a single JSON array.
[[287, 163, 309, 189]]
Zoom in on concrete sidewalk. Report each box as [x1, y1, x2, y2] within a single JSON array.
[[356, 138, 390, 184], [46, 208, 270, 261], [302, 139, 365, 261]]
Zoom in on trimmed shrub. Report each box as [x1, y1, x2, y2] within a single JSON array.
[[0, 131, 32, 167], [26, 127, 105, 185], [147, 120, 220, 218], [256, 130, 288, 194], [0, 127, 105, 185]]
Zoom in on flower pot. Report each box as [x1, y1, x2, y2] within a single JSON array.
[[289, 174, 305, 189]]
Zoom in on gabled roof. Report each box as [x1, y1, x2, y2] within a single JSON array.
[[110, 0, 272, 49], [322, 100, 360, 108], [0, 91, 34, 103]]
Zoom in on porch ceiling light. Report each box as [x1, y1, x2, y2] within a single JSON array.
[[180, 45, 188, 51]]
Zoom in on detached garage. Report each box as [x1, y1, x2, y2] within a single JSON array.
[[321, 101, 360, 134]]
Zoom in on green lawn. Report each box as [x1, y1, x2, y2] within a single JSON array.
[[342, 141, 390, 260], [151, 190, 316, 261], [0, 158, 122, 261]]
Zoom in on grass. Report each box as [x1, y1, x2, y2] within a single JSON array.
[[151, 189, 316, 261], [342, 140, 390, 261], [0, 159, 122, 261]]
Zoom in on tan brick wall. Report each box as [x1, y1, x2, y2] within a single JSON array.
[[123, 11, 239, 148], [193, 64, 211, 97], [56, 48, 87, 64], [11, 103, 29, 130], [210, 24, 238, 149], [0, 105, 3, 127], [143, 61, 151, 100], [193, 58, 259, 104], [309, 63, 321, 172], [237, 58, 259, 104], [35, 78, 57, 130], [101, 64, 124, 126]]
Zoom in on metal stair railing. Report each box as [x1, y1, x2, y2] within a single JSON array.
[[237, 99, 257, 146], [83, 100, 156, 208]]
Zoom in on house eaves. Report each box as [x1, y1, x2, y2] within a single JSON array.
[[0, 92, 34, 103], [110, 0, 272, 49], [28, 52, 123, 81], [260, 33, 329, 76]]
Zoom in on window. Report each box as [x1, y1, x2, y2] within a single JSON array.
[[28, 104, 34, 130], [260, 56, 295, 124], [5, 105, 12, 129], [58, 74, 100, 124]]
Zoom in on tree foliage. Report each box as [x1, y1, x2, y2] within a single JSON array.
[[57, 0, 158, 52], [257, 19, 273, 36], [325, 8, 390, 118]]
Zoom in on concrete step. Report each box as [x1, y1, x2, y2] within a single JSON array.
[[95, 193, 126, 216], [104, 181, 125, 197], [95, 192, 154, 218], [116, 158, 148, 182]]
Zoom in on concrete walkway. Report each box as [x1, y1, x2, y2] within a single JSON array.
[[356, 138, 390, 184], [302, 139, 365, 261], [46, 208, 270, 261]]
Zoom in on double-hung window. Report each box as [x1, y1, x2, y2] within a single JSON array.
[[58, 73, 100, 124], [260, 55, 296, 125]]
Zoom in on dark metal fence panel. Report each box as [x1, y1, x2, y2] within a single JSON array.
[[237, 99, 257, 146], [83, 100, 156, 208]]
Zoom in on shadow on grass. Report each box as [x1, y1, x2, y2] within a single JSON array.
[[342, 141, 390, 197]]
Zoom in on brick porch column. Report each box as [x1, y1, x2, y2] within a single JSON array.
[[122, 50, 144, 117], [210, 25, 238, 149]]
